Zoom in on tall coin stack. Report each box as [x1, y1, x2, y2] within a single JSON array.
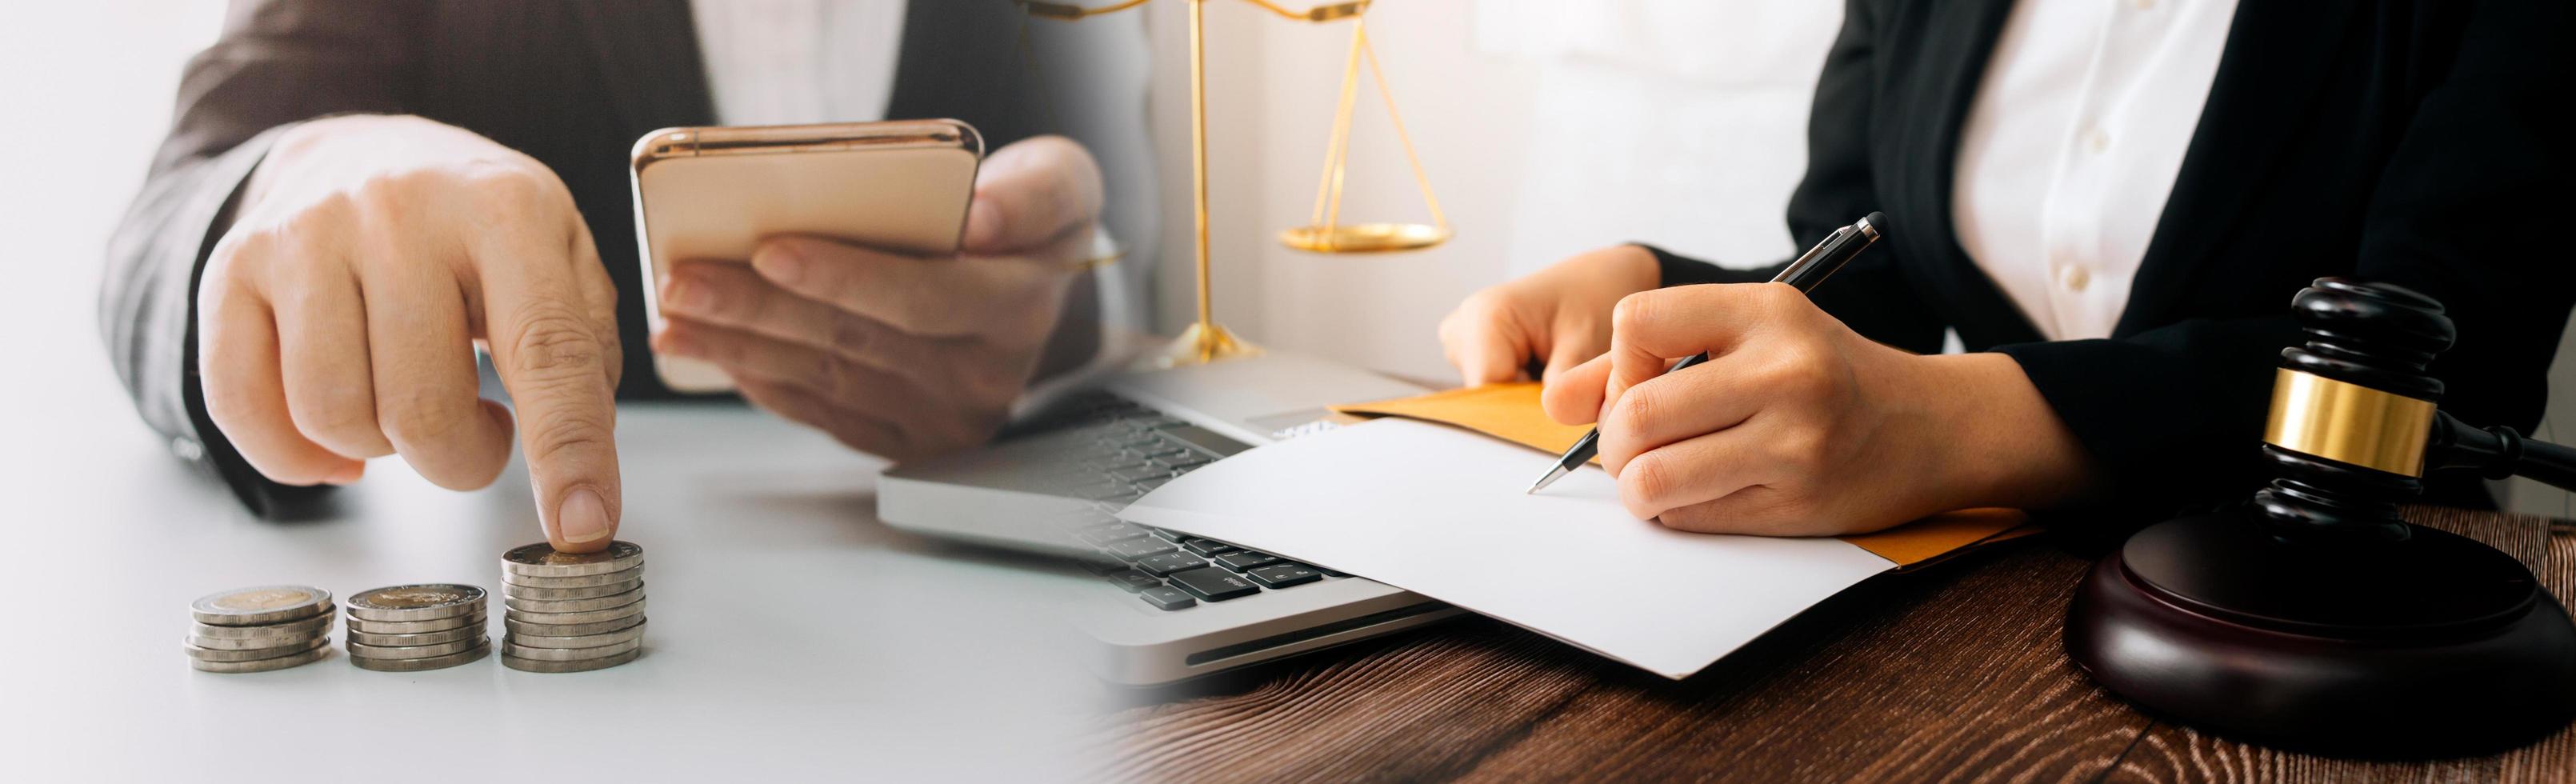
[[343, 584, 491, 671], [184, 585, 335, 673], [499, 541, 646, 673]]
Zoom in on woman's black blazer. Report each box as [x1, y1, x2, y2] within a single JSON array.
[[1653, 0, 2574, 515]]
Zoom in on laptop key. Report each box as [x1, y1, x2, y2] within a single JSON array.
[[1072, 553, 1127, 574], [1109, 466, 1167, 482], [1102, 538, 1178, 561], [1073, 482, 1134, 501], [1147, 526, 1188, 542], [1104, 569, 1162, 593], [1180, 538, 1238, 557], [1133, 552, 1210, 577], [1076, 522, 1150, 546], [1166, 567, 1262, 602], [1246, 563, 1322, 589], [1138, 586, 1197, 611], [1214, 551, 1282, 573]]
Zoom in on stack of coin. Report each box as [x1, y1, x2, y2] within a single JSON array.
[[342, 584, 490, 671], [185, 585, 336, 673], [498, 541, 646, 673]]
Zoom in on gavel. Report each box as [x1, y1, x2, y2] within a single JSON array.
[[2065, 278, 2576, 758]]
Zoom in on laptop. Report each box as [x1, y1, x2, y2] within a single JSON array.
[[878, 351, 1467, 684]]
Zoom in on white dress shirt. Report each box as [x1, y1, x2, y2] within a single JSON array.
[[690, 0, 909, 126], [1951, 0, 2238, 341]]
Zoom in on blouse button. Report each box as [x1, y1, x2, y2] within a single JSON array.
[[2063, 266, 2092, 292]]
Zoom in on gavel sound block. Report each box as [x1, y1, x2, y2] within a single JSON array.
[[2065, 278, 2576, 758]]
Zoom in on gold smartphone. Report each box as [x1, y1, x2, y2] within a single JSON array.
[[629, 119, 984, 393]]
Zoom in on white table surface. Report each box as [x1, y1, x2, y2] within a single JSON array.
[[0, 352, 1118, 781]]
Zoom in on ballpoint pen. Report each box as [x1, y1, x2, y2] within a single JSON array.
[[1526, 211, 1887, 494]]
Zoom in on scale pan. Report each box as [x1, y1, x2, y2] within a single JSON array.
[[1278, 222, 1450, 254]]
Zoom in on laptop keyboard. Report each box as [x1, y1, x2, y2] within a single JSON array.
[[1011, 391, 1348, 612]]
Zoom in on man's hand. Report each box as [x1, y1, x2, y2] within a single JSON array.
[[651, 136, 1104, 460], [199, 114, 622, 551], [1437, 245, 1661, 387]]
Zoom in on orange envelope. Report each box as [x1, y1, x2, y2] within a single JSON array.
[[1332, 382, 2036, 570]]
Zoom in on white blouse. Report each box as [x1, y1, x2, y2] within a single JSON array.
[[1950, 0, 2239, 341], [690, 0, 909, 126]]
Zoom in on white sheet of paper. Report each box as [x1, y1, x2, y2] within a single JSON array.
[[1118, 418, 1897, 679]]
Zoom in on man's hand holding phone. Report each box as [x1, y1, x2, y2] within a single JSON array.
[[649, 136, 1104, 461], [198, 114, 624, 552]]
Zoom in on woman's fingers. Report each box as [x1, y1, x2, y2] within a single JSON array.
[[1602, 284, 1790, 406], [269, 243, 394, 461], [963, 136, 1104, 254], [1611, 425, 1780, 522], [359, 238, 514, 490], [1594, 357, 1770, 476], [1438, 299, 1530, 387], [1541, 353, 1613, 426], [198, 259, 362, 486], [658, 261, 949, 377], [470, 216, 624, 552], [748, 236, 1062, 338], [1540, 321, 1602, 386]]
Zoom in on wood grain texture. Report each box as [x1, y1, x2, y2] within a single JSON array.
[[2101, 508, 2576, 784], [1098, 508, 2576, 782]]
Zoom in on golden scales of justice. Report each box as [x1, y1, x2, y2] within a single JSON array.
[[1020, 0, 1450, 366]]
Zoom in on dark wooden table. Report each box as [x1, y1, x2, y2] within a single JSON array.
[[1096, 508, 2576, 782]]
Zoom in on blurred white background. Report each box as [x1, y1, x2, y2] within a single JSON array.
[[3, 0, 2567, 515], [0, 0, 226, 482]]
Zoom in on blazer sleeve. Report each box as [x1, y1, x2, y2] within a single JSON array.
[[1642, 0, 1948, 355], [1993, 0, 2574, 512], [99, 0, 418, 517]]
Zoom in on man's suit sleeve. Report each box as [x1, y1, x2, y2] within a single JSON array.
[[98, 1, 417, 517], [1640, 0, 1948, 355], [1994, 0, 2574, 513]]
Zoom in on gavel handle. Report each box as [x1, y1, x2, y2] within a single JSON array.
[[2427, 410, 2576, 492]]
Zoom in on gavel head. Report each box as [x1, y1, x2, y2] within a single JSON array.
[[2254, 278, 2457, 544]]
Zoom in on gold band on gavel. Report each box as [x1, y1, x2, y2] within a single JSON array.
[[2262, 367, 2437, 476]]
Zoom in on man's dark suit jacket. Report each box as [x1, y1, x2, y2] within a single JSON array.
[[1651, 0, 2572, 517], [102, 1, 1062, 517]]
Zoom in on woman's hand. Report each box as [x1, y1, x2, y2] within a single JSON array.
[[1438, 245, 1661, 386], [650, 136, 1103, 461], [1543, 282, 2094, 535], [201, 114, 623, 551]]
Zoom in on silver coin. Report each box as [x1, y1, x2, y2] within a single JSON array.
[[184, 635, 330, 662], [500, 636, 641, 662], [502, 598, 646, 626], [346, 584, 486, 622], [501, 541, 643, 578], [502, 586, 642, 614], [502, 614, 646, 638], [190, 610, 333, 640], [190, 644, 332, 673], [343, 623, 484, 647], [502, 620, 648, 650], [187, 622, 332, 650], [344, 610, 486, 635], [500, 578, 642, 601], [187, 632, 327, 651], [501, 647, 641, 673], [350, 640, 490, 672], [502, 563, 643, 589], [345, 636, 483, 660], [190, 586, 333, 626]]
